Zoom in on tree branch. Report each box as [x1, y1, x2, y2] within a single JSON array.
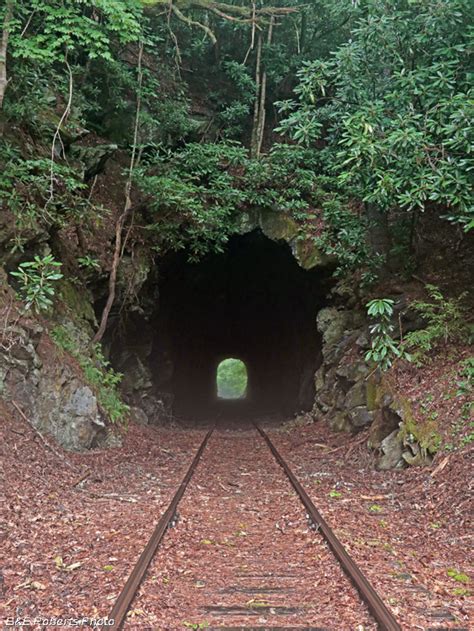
[[144, 0, 298, 22], [46, 57, 74, 207], [170, 3, 217, 44], [250, 31, 263, 158], [209, 7, 255, 25], [0, 0, 14, 110], [93, 42, 144, 344], [255, 16, 274, 156]]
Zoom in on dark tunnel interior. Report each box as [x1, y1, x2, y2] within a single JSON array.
[[144, 231, 333, 422]]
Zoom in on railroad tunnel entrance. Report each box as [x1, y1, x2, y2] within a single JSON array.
[[147, 230, 333, 421]]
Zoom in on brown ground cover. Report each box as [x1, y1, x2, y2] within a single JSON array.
[[127, 429, 376, 630], [0, 403, 472, 631], [0, 404, 205, 627], [267, 419, 472, 631]]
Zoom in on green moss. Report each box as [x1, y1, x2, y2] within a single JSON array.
[[293, 237, 328, 269], [58, 280, 96, 325], [368, 378, 441, 458], [365, 374, 396, 411], [51, 325, 129, 425], [447, 568, 470, 584], [259, 209, 299, 241], [366, 379, 380, 411], [399, 406, 442, 455], [397, 397, 416, 427]]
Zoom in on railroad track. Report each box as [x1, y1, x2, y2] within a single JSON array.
[[102, 425, 401, 631]]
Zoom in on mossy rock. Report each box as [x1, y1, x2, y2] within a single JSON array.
[[317, 307, 351, 345], [70, 144, 118, 179], [378, 429, 405, 470], [36, 107, 88, 145], [366, 378, 379, 411], [314, 366, 325, 393], [367, 378, 441, 459], [350, 405, 375, 428], [291, 236, 331, 269], [117, 249, 151, 296], [259, 209, 299, 242], [329, 410, 352, 433], [402, 441, 433, 466], [58, 280, 96, 326], [237, 209, 333, 270], [364, 375, 395, 410], [238, 210, 259, 235], [345, 380, 367, 409], [391, 394, 440, 454], [399, 417, 441, 456], [365, 375, 393, 411]]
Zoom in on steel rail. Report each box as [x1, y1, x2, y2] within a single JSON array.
[[103, 426, 214, 631], [255, 424, 401, 631]]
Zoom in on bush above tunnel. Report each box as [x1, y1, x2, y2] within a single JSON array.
[[134, 142, 367, 275]]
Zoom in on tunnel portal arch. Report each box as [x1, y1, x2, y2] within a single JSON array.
[[146, 230, 333, 421]]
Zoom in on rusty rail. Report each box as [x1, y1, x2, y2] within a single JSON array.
[[255, 424, 401, 631], [104, 426, 214, 630], [103, 423, 400, 630]]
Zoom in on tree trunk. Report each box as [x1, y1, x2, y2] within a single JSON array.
[[365, 202, 391, 275], [255, 17, 274, 156], [299, 9, 307, 53], [93, 42, 144, 344], [92, 205, 131, 344], [251, 17, 274, 158], [0, 1, 14, 109], [250, 32, 262, 158]]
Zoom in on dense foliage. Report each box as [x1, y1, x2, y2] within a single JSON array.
[[278, 0, 473, 234], [0, 0, 472, 301], [365, 298, 411, 371], [10, 254, 63, 313], [404, 286, 472, 364]]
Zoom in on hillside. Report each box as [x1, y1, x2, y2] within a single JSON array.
[[0, 1, 472, 629]]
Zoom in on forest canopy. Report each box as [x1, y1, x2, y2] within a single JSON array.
[[0, 0, 472, 284]]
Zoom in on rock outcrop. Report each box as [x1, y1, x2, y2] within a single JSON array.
[[312, 296, 434, 469], [0, 274, 107, 451], [239, 208, 333, 270], [0, 318, 106, 450]]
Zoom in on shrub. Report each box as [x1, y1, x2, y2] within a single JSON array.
[[404, 285, 471, 363], [10, 254, 63, 313], [365, 298, 411, 371]]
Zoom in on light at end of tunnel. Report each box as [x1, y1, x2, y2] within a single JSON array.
[[216, 358, 248, 400]]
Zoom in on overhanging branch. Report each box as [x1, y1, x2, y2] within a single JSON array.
[[143, 0, 298, 24], [170, 3, 217, 44], [142, 0, 297, 52]]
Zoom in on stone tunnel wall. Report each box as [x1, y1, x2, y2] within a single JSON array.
[[313, 300, 432, 469], [109, 209, 424, 468], [114, 229, 333, 421], [0, 202, 423, 466]]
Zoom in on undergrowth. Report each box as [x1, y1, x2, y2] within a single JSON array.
[[445, 357, 474, 450], [404, 285, 471, 364], [51, 325, 129, 424]]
